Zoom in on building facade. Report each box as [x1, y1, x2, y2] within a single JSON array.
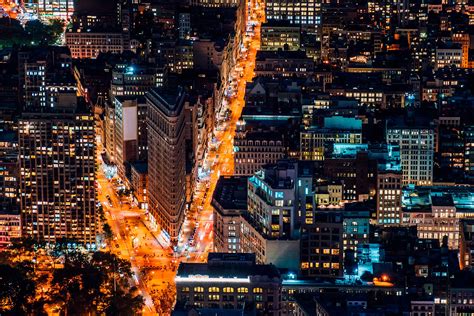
[[113, 97, 147, 181], [234, 129, 285, 176], [300, 212, 344, 278], [387, 123, 434, 185], [18, 110, 96, 247], [212, 176, 248, 253], [146, 88, 187, 244], [261, 21, 301, 51], [65, 32, 128, 59], [37, 0, 74, 21], [0, 212, 21, 249], [265, 0, 321, 31], [175, 253, 282, 314]]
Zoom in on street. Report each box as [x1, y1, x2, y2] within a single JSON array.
[[96, 0, 265, 314]]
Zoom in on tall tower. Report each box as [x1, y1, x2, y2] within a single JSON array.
[[146, 88, 187, 244], [386, 119, 434, 186], [18, 105, 97, 247]]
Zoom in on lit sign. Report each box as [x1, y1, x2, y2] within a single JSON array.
[[175, 275, 251, 283]]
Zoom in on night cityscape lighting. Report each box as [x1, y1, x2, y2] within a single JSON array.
[[0, 0, 474, 315]]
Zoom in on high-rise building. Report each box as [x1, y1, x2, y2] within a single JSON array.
[[212, 176, 248, 253], [189, 0, 240, 7], [239, 160, 311, 269], [18, 47, 76, 110], [386, 118, 434, 185], [113, 96, 147, 181], [0, 131, 19, 214], [265, 0, 321, 32], [0, 211, 21, 250], [146, 88, 187, 244], [37, 0, 74, 21], [247, 160, 300, 239], [104, 102, 116, 163], [300, 212, 344, 278], [464, 126, 474, 180], [261, 20, 301, 51], [178, 12, 191, 40], [18, 103, 96, 247], [376, 169, 403, 225], [111, 64, 162, 97], [342, 206, 370, 254]]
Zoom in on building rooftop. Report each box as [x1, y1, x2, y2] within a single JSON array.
[[431, 195, 455, 207], [240, 130, 283, 141], [130, 162, 148, 174], [0, 130, 17, 143], [253, 160, 297, 190], [402, 185, 474, 213], [262, 19, 301, 28], [212, 176, 248, 213], [146, 87, 186, 117], [256, 49, 310, 61], [176, 253, 281, 281]]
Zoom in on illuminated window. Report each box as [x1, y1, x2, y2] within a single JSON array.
[[223, 287, 234, 293], [208, 294, 220, 301], [253, 287, 263, 293], [182, 287, 190, 292], [237, 287, 248, 293], [194, 287, 204, 293], [209, 287, 219, 293]]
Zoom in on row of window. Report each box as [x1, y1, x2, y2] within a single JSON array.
[[182, 286, 265, 294]]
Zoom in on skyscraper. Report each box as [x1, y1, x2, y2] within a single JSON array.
[[18, 103, 96, 247], [146, 88, 187, 244], [37, 0, 74, 21], [18, 46, 76, 110], [386, 118, 434, 185], [265, 0, 321, 32], [113, 96, 147, 181]]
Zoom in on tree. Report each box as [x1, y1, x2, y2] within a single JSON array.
[[25, 19, 64, 45], [25, 20, 48, 44], [1, 239, 142, 315], [105, 287, 144, 316], [0, 17, 28, 48], [50, 252, 143, 315], [0, 264, 36, 314], [103, 223, 113, 241], [47, 19, 65, 44]]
